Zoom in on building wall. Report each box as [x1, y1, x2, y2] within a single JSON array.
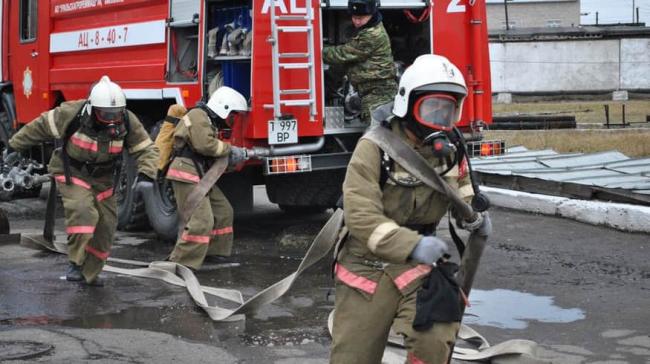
[[487, 1, 580, 30], [490, 38, 650, 93]]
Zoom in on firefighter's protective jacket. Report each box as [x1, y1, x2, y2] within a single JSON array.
[[336, 120, 474, 298], [166, 108, 231, 184], [322, 18, 395, 97], [9, 99, 158, 179]]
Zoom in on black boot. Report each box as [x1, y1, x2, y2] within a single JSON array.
[[66, 262, 83, 282], [203, 255, 233, 263]]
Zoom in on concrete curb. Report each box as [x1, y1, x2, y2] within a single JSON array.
[[482, 186, 650, 234]]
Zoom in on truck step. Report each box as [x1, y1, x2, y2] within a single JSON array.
[[277, 26, 311, 33], [279, 63, 312, 69], [274, 15, 311, 21], [280, 89, 311, 95], [264, 99, 314, 108], [279, 53, 310, 58]]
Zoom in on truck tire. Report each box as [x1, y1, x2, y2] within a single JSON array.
[[116, 153, 150, 230], [140, 176, 179, 242], [265, 169, 344, 213]]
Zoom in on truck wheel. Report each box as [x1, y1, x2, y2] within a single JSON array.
[[266, 169, 344, 213], [116, 153, 150, 230], [140, 176, 179, 242]]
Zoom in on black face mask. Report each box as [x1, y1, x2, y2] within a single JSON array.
[[99, 122, 127, 139], [402, 119, 456, 159]]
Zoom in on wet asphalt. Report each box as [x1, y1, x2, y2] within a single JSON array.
[[0, 187, 648, 363]]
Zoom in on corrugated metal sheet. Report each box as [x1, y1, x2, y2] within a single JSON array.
[[472, 147, 650, 203]]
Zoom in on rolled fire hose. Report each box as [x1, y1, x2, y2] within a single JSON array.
[[207, 27, 219, 59]]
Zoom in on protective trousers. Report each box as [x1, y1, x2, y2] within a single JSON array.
[[169, 180, 234, 270], [55, 173, 116, 283], [330, 272, 459, 364]]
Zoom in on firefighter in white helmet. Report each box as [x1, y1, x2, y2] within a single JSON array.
[[6, 75, 159, 286], [330, 54, 491, 363], [166, 86, 250, 270]]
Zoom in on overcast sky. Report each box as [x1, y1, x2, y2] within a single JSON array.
[[581, 0, 650, 25]]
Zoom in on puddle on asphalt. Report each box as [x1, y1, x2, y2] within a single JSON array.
[[464, 289, 585, 329], [60, 306, 243, 343]]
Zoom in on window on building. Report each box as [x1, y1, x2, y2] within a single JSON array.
[[546, 19, 562, 28], [20, 0, 38, 42]]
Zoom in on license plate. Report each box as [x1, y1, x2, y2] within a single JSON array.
[[268, 118, 298, 145]]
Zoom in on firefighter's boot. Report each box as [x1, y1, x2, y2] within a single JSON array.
[[66, 262, 83, 282]]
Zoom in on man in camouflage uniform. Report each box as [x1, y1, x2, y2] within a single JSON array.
[[330, 55, 491, 363], [166, 86, 250, 270], [322, 0, 397, 124], [7, 76, 158, 286]]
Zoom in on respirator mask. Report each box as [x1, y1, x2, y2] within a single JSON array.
[[406, 93, 459, 158], [93, 106, 126, 138]]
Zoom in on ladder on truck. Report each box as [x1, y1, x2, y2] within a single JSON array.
[[265, 0, 317, 121]]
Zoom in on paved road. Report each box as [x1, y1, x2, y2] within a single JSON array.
[[0, 189, 648, 363]]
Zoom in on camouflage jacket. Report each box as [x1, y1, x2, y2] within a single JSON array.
[[165, 107, 231, 184], [9, 99, 158, 180], [323, 20, 395, 96], [335, 120, 474, 298]]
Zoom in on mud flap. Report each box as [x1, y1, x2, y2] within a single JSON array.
[[0, 207, 21, 245], [0, 207, 9, 235]]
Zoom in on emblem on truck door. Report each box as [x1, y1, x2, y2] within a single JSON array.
[[23, 67, 33, 99]]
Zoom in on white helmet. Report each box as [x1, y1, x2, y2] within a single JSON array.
[[392, 54, 467, 127], [89, 75, 126, 108], [206, 86, 248, 119], [89, 75, 127, 125]]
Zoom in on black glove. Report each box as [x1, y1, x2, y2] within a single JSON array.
[[137, 173, 154, 183]]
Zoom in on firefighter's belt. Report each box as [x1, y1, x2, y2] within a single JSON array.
[[360, 259, 388, 270], [20, 196, 345, 322], [67, 157, 116, 177]]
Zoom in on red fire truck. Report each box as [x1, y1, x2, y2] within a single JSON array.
[[0, 0, 493, 239]]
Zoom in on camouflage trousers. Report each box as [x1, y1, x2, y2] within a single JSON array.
[[330, 272, 459, 364], [169, 181, 234, 270], [359, 79, 398, 125], [56, 172, 117, 284]]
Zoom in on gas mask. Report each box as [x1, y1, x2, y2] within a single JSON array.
[[93, 106, 127, 138], [405, 93, 459, 158]]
